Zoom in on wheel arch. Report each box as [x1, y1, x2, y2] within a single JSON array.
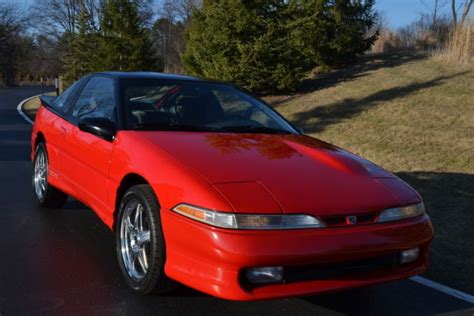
[[34, 132, 46, 148], [32, 131, 46, 161], [113, 173, 156, 231]]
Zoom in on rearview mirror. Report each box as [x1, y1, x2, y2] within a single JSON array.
[[78, 117, 116, 142]]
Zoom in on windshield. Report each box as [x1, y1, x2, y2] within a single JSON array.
[[121, 79, 297, 134]]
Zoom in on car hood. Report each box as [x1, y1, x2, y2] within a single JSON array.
[[138, 132, 420, 215]]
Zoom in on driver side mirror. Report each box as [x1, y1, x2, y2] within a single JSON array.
[[78, 117, 116, 142]]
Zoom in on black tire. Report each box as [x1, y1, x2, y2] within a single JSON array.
[[116, 184, 175, 294], [32, 143, 68, 208]]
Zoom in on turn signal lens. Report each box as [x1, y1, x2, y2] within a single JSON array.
[[173, 204, 236, 228], [172, 204, 326, 230], [172, 204, 206, 220], [378, 202, 425, 223]]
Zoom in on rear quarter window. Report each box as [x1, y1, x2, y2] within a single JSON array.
[[53, 77, 86, 113]]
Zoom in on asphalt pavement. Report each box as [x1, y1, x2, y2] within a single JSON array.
[[0, 86, 473, 315]]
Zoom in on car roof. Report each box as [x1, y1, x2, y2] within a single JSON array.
[[93, 71, 202, 82]]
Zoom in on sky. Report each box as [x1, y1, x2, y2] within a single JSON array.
[[375, 0, 454, 29]]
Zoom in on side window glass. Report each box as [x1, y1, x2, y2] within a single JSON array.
[[53, 78, 83, 113], [72, 77, 116, 122]]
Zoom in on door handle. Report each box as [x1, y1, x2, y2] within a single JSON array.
[[59, 126, 67, 136]]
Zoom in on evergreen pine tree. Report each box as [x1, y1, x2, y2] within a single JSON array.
[[74, 4, 100, 76], [99, 0, 155, 71], [61, 33, 78, 86], [183, 0, 378, 93], [62, 3, 99, 85], [183, 0, 309, 93], [302, 0, 378, 67]]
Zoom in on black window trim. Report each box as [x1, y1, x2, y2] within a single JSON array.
[[66, 74, 121, 128], [63, 75, 91, 124], [39, 75, 90, 123]]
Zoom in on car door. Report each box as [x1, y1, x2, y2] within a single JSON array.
[[63, 76, 117, 219], [43, 77, 86, 189]]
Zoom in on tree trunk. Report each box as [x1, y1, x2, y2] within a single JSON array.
[[452, 0, 458, 28], [460, 0, 473, 28]]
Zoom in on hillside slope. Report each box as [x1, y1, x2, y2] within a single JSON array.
[[269, 53, 473, 173], [267, 53, 474, 294]]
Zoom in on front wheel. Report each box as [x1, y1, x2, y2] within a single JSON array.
[[32, 143, 68, 208], [116, 184, 174, 294]]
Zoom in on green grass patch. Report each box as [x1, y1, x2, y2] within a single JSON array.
[[266, 52, 474, 294]]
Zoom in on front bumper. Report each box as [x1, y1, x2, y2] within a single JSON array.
[[161, 210, 434, 301]]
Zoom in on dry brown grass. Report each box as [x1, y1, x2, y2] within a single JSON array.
[[371, 29, 402, 53], [265, 52, 474, 294], [435, 23, 474, 66]]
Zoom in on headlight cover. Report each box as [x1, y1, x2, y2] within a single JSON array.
[[172, 204, 326, 230], [377, 202, 425, 223]]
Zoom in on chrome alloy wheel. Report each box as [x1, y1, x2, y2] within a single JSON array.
[[120, 199, 152, 282], [34, 149, 47, 200]]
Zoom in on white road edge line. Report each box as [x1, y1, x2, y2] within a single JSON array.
[[410, 276, 474, 304], [17, 94, 40, 125], [15, 94, 474, 306]]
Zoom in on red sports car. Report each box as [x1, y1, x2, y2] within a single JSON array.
[[31, 72, 434, 300]]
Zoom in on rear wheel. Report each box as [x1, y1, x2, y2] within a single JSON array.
[[32, 143, 68, 208], [116, 184, 174, 294]]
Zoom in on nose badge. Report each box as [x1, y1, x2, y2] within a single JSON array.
[[346, 215, 357, 225]]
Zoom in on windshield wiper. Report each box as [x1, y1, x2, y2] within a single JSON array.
[[219, 125, 291, 134]]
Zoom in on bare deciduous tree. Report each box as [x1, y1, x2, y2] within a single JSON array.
[[152, 0, 201, 73], [31, 0, 110, 38], [421, 0, 448, 26], [451, 0, 473, 28]]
